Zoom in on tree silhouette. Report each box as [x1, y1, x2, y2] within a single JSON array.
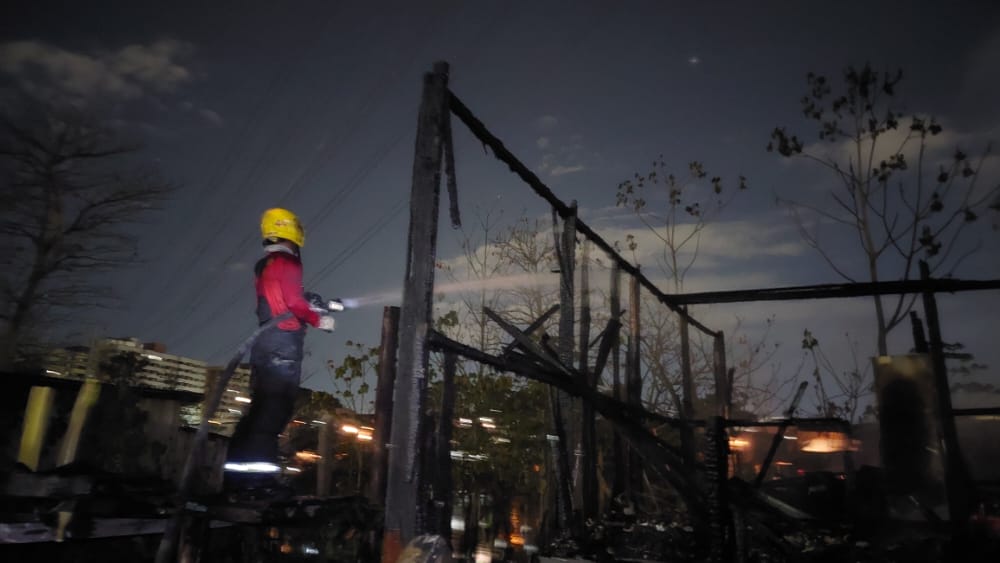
[[0, 105, 172, 367], [615, 160, 781, 420], [769, 64, 999, 355]]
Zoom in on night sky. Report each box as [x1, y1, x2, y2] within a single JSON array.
[[3, 1, 998, 406]]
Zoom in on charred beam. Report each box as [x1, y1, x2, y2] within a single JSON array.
[[500, 304, 559, 357], [448, 91, 717, 337], [425, 330, 707, 524], [554, 204, 577, 534], [369, 306, 399, 507], [680, 306, 695, 466], [662, 277, 1000, 305], [754, 382, 808, 488], [385, 61, 450, 552], [952, 407, 1000, 417], [920, 260, 970, 527], [591, 318, 621, 383], [485, 306, 571, 376], [610, 264, 626, 499], [580, 240, 598, 522]]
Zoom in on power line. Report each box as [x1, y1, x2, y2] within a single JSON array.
[[162, 2, 492, 357], [199, 195, 409, 362], [307, 196, 409, 288], [163, 126, 407, 349], [142, 5, 341, 336], [154, 10, 433, 344], [150, 7, 352, 344]]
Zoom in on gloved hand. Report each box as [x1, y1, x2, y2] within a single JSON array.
[[305, 292, 327, 314], [317, 315, 335, 332]]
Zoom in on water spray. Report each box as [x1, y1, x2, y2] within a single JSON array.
[[333, 273, 562, 311]]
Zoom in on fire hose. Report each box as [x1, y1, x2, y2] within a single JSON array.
[[155, 296, 342, 563]]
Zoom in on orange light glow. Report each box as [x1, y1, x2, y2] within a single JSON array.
[[295, 450, 322, 461], [728, 437, 750, 450], [800, 431, 858, 453]]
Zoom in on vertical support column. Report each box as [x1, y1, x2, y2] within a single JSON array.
[[610, 264, 626, 499], [549, 203, 576, 536], [679, 307, 695, 466], [384, 62, 450, 560], [317, 415, 332, 496], [705, 416, 730, 563], [712, 332, 729, 419], [919, 260, 968, 526], [579, 241, 597, 522], [626, 274, 642, 495], [434, 353, 457, 536], [369, 306, 400, 506]]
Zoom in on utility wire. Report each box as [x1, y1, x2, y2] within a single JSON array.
[[142, 5, 340, 336], [166, 1, 488, 359], [166, 129, 407, 349], [307, 196, 409, 288], [157, 7, 436, 345], [199, 196, 409, 362]]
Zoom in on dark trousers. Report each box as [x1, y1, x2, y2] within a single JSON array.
[[226, 327, 304, 464]]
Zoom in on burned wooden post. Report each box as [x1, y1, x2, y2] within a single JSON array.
[[705, 416, 730, 563], [549, 203, 577, 535], [610, 264, 626, 499], [679, 306, 695, 466], [383, 61, 450, 561], [369, 306, 400, 507], [909, 310, 929, 354], [579, 240, 598, 522], [712, 332, 729, 418], [919, 260, 969, 527], [626, 274, 643, 496], [433, 352, 457, 536], [317, 415, 332, 496]]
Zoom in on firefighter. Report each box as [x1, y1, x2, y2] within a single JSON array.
[[223, 208, 335, 494]]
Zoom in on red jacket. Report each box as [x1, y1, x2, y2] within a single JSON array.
[[255, 251, 320, 331]]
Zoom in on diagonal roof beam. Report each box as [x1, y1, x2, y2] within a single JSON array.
[[484, 306, 572, 376], [500, 304, 560, 357], [449, 92, 717, 338]]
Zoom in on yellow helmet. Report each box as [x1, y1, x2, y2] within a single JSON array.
[[260, 208, 305, 247]]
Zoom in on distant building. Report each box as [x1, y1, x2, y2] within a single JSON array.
[[43, 345, 91, 380], [94, 337, 207, 394], [41, 338, 252, 432], [205, 364, 252, 437]]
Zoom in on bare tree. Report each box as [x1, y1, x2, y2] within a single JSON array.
[[0, 107, 172, 367], [614, 160, 781, 418], [797, 329, 872, 422], [769, 64, 999, 355], [617, 159, 746, 292], [430, 211, 557, 558], [437, 206, 511, 367]]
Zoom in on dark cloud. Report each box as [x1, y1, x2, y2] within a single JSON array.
[[0, 39, 194, 105]]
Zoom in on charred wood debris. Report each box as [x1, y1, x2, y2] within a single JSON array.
[[3, 62, 1000, 563]]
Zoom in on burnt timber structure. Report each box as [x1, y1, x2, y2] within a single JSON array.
[[381, 61, 1000, 562], [1, 61, 998, 562]]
